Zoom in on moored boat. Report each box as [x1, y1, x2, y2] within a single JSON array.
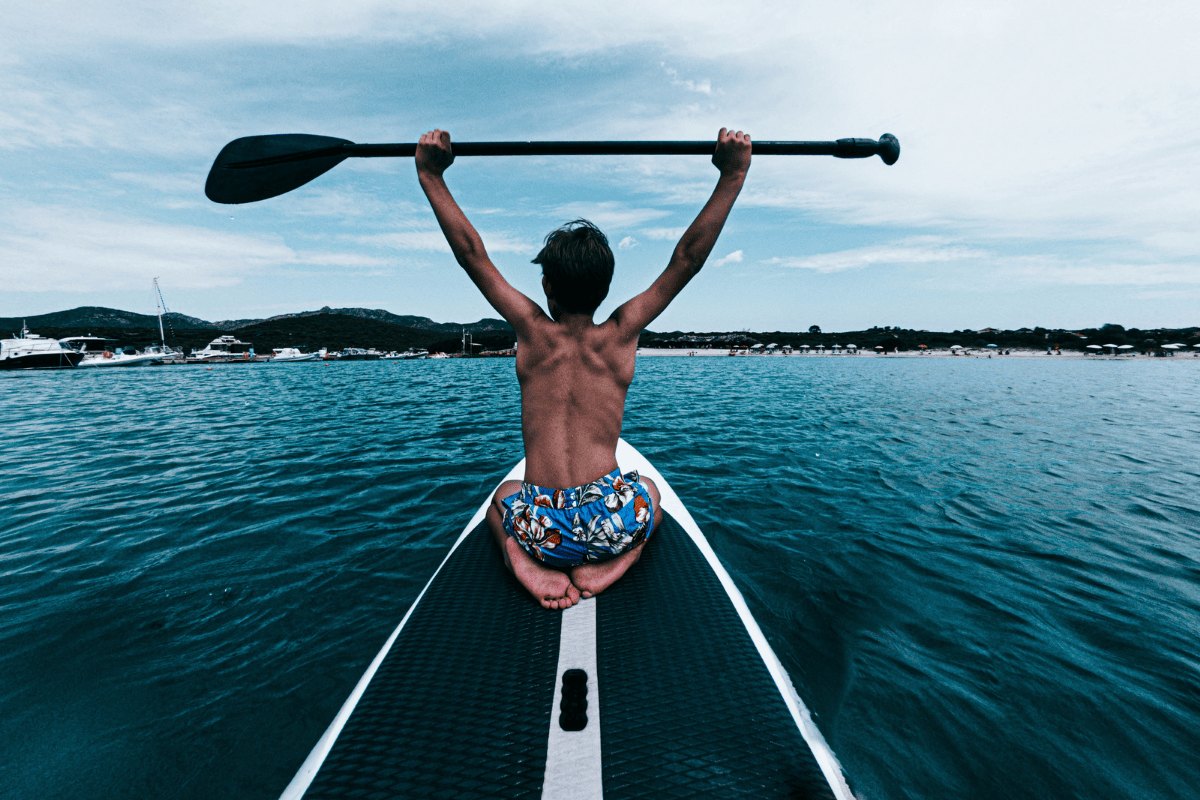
[[0, 324, 84, 370], [61, 336, 166, 368], [189, 335, 257, 363], [337, 348, 380, 361], [271, 347, 318, 362]]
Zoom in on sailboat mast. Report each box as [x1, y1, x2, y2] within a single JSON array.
[[153, 278, 167, 346]]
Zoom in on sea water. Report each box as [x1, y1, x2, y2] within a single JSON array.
[[1, 357, 1198, 799]]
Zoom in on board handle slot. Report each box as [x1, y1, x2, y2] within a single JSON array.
[[558, 669, 589, 731]]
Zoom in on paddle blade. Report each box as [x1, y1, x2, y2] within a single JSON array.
[[205, 134, 354, 204]]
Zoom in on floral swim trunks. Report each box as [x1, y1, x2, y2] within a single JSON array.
[[501, 469, 655, 568]]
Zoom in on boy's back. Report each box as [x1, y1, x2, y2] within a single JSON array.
[[515, 306, 636, 489], [415, 126, 750, 608]]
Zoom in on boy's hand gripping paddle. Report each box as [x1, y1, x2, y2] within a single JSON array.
[[205, 133, 900, 205]]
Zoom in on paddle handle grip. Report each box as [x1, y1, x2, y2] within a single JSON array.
[[347, 134, 899, 164]]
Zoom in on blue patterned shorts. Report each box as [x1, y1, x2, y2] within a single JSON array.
[[501, 469, 655, 568]]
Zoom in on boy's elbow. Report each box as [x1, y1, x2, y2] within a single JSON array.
[[673, 247, 705, 276]]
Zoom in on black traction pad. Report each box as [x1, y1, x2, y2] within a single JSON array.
[[298, 513, 836, 799], [598, 516, 835, 799], [302, 522, 560, 798]]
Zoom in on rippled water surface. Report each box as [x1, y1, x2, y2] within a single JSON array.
[[3, 357, 1199, 799]]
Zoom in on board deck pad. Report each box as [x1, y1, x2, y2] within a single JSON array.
[[303, 523, 560, 798], [295, 511, 837, 799], [598, 516, 834, 799]]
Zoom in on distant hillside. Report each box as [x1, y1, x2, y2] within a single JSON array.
[[217, 306, 513, 334], [9, 309, 518, 354], [0, 306, 216, 333], [2, 305, 512, 336]]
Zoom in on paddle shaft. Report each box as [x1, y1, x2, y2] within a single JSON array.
[[225, 137, 899, 169], [206, 133, 900, 203], [349, 139, 879, 157]]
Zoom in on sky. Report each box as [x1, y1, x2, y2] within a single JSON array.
[[2, 0, 1198, 332]]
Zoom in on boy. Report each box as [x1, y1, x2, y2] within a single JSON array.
[[416, 126, 751, 609]]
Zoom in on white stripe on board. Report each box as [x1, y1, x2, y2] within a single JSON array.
[[541, 596, 603, 800]]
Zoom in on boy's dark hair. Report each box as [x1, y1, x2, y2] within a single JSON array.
[[532, 219, 614, 315]]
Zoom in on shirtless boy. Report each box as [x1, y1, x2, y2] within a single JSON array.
[[415, 127, 751, 610]]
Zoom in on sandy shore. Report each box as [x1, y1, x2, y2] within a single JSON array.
[[636, 347, 1200, 360]]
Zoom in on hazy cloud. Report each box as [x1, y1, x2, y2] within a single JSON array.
[[552, 202, 670, 230], [618, 236, 638, 250], [0, 206, 389, 293], [355, 229, 537, 255], [769, 239, 988, 273], [641, 227, 688, 241], [712, 250, 743, 267]]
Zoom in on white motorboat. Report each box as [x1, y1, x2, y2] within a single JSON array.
[[271, 347, 318, 362], [0, 324, 84, 370], [61, 336, 165, 368], [338, 348, 380, 361], [143, 344, 186, 364], [189, 335, 256, 363], [382, 348, 430, 360]]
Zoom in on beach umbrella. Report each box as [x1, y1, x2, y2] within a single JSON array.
[[800, 344, 810, 349], [1118, 344, 1134, 350], [1194, 344, 1200, 348], [986, 343, 998, 348], [1162, 344, 1180, 350], [846, 344, 857, 349], [918, 344, 927, 349], [950, 345, 963, 350], [874, 345, 883, 350], [1102, 343, 1120, 348], [1086, 344, 1102, 350], [1167, 343, 1188, 347]]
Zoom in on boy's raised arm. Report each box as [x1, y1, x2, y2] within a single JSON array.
[[612, 128, 751, 338], [415, 129, 545, 332]]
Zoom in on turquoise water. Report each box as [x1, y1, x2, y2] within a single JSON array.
[[2, 358, 1199, 799]]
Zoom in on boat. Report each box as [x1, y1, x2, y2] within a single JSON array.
[[428, 351, 450, 359], [0, 323, 84, 370], [142, 344, 186, 364], [61, 336, 166, 368], [188, 335, 257, 363], [382, 347, 430, 360], [337, 348, 380, 361], [271, 347, 318, 363], [278, 439, 854, 800]]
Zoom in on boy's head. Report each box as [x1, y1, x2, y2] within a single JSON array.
[[533, 219, 614, 317]]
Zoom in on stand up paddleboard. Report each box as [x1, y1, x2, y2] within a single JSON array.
[[280, 439, 854, 799]]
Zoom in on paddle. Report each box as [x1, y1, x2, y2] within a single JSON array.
[[205, 133, 900, 204]]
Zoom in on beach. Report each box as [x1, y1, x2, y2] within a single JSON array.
[[636, 346, 1200, 359]]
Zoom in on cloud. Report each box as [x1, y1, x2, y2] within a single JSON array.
[[0, 205, 390, 293], [766, 238, 1200, 287], [661, 63, 714, 96], [769, 238, 988, 273], [642, 227, 688, 241], [355, 229, 537, 255], [712, 250, 743, 266], [552, 201, 669, 230], [617, 236, 638, 250]]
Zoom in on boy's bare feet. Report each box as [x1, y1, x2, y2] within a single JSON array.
[[569, 542, 645, 599], [505, 537, 580, 609]]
